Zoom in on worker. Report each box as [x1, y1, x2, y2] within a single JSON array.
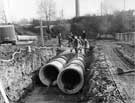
[[84, 38, 90, 54], [71, 36, 82, 56], [70, 35, 74, 52], [58, 32, 62, 47], [68, 33, 71, 47], [68, 32, 74, 47], [71, 32, 74, 39], [81, 30, 86, 40], [72, 36, 79, 54], [78, 36, 84, 54]]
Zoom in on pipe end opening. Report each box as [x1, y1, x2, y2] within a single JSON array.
[[61, 69, 81, 90], [43, 65, 59, 82]]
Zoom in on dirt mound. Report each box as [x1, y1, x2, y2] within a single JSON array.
[[0, 45, 57, 103]]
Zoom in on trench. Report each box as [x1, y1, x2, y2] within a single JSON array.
[[19, 49, 94, 103]]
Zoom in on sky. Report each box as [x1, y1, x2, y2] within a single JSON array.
[[1, 0, 135, 22]]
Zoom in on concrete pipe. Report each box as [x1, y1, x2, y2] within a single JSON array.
[[17, 35, 38, 41], [57, 54, 85, 94], [39, 55, 68, 86]]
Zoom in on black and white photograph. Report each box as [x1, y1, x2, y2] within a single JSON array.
[[0, 0, 135, 103]]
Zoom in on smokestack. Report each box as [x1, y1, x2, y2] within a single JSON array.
[[75, 0, 80, 17]]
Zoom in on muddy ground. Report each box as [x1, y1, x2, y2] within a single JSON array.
[[96, 40, 135, 103]]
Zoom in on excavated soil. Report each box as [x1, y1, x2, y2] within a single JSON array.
[[0, 40, 134, 103]]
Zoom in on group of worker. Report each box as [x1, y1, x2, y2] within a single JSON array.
[[68, 30, 90, 55], [57, 30, 90, 55]]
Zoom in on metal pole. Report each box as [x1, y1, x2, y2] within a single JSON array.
[[75, 0, 80, 17], [40, 19, 45, 46], [100, 0, 103, 16], [124, 0, 125, 10]]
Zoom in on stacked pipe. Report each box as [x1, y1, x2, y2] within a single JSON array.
[[57, 54, 85, 94], [39, 52, 74, 86]]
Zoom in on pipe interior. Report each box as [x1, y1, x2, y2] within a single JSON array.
[[61, 69, 81, 90], [43, 65, 59, 82]]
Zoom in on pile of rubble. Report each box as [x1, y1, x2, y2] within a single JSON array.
[[82, 47, 125, 103], [0, 45, 57, 103]]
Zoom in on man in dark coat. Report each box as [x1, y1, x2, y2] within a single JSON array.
[[58, 32, 62, 47], [81, 30, 86, 40]]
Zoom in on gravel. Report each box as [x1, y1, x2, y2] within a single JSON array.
[[82, 47, 125, 103]]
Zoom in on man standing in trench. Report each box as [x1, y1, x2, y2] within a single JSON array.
[[84, 38, 90, 54], [58, 32, 62, 47]]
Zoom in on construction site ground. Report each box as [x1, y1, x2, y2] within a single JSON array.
[[0, 39, 135, 103], [96, 40, 135, 103]]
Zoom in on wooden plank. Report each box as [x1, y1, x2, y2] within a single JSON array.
[[0, 80, 10, 103]]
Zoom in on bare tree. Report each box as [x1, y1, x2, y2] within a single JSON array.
[[0, 10, 7, 24], [0, 0, 7, 24], [38, 0, 56, 41], [38, 0, 56, 22]]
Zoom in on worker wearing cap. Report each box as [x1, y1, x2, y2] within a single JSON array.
[[78, 36, 84, 54], [72, 36, 78, 54], [84, 38, 90, 54], [68, 32, 74, 47]]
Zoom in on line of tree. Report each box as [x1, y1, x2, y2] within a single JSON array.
[[70, 10, 135, 38], [28, 10, 135, 40]]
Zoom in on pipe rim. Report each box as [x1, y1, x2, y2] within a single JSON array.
[[57, 68, 84, 94], [39, 56, 67, 86], [39, 64, 60, 86]]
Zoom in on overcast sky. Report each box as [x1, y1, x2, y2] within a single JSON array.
[[1, 0, 135, 22]]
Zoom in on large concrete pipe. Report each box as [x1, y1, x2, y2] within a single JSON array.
[[17, 35, 38, 41], [57, 54, 85, 94], [39, 53, 74, 86]]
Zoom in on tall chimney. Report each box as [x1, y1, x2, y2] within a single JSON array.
[[75, 0, 80, 17]]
